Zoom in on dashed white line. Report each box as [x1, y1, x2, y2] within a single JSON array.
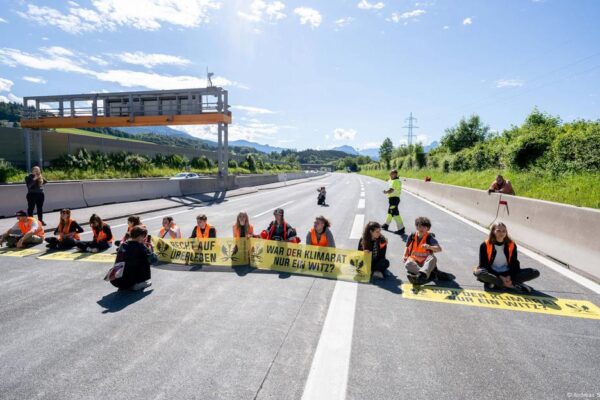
[[349, 214, 364, 239], [357, 199, 365, 209], [252, 201, 295, 218]]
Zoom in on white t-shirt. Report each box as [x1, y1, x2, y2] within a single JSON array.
[[491, 244, 509, 274]]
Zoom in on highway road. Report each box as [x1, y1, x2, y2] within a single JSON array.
[[0, 173, 598, 400]]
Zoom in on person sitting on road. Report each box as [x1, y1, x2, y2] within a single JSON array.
[[488, 175, 515, 195], [0, 210, 45, 248], [404, 217, 453, 285], [75, 214, 113, 253], [106, 226, 152, 291], [473, 222, 540, 293], [45, 209, 84, 250], [358, 221, 389, 280], [317, 187, 327, 206], [115, 215, 144, 247], [159, 216, 182, 239], [233, 212, 254, 238], [190, 214, 216, 239], [261, 208, 298, 242], [306, 216, 335, 247]]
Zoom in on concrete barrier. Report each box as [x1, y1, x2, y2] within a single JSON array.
[[401, 177, 600, 281], [0, 185, 28, 218], [235, 174, 279, 188], [83, 179, 181, 207], [0, 182, 87, 218], [179, 177, 227, 196]]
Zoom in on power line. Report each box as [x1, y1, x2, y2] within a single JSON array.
[[402, 112, 419, 146]]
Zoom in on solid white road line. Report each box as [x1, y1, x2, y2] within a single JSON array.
[[349, 214, 365, 239], [252, 201, 295, 218], [357, 199, 365, 209], [301, 281, 357, 400], [402, 189, 600, 295]]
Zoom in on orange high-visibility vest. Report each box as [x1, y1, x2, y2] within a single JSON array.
[[195, 224, 213, 239], [93, 225, 112, 243], [485, 240, 515, 264], [18, 217, 45, 238], [59, 219, 79, 241], [404, 232, 431, 264], [160, 224, 180, 239], [233, 224, 254, 238], [310, 228, 328, 247]]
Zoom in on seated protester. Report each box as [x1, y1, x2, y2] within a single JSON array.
[[306, 216, 335, 248], [76, 214, 113, 253], [232, 212, 254, 238], [159, 216, 182, 239], [317, 187, 326, 206], [488, 175, 515, 195], [190, 214, 216, 239], [404, 217, 452, 285], [0, 209, 45, 248], [45, 209, 83, 250], [262, 208, 298, 242], [358, 221, 388, 280], [106, 226, 152, 291], [473, 222, 540, 293], [115, 215, 142, 247]]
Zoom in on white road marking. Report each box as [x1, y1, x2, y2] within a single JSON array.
[[357, 199, 365, 209], [349, 214, 364, 239], [402, 189, 600, 295], [360, 192, 365, 198], [252, 201, 295, 218]]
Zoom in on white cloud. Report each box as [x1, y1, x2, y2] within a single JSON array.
[[333, 128, 357, 141], [94, 69, 236, 90], [357, 0, 385, 10], [334, 17, 354, 29], [294, 7, 322, 28], [462, 17, 473, 25], [231, 105, 275, 115], [0, 17, 8, 23], [238, 0, 286, 23], [176, 118, 288, 142], [0, 77, 14, 92], [42, 46, 75, 57], [0, 47, 95, 74], [0, 95, 10, 103], [389, 9, 425, 23], [443, 25, 449, 30], [357, 142, 380, 150], [111, 51, 191, 68], [23, 76, 47, 84], [18, 0, 221, 34], [88, 55, 109, 67], [495, 79, 524, 88]]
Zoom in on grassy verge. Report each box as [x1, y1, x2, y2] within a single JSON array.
[[5, 167, 302, 183], [55, 128, 153, 144], [359, 168, 600, 209]]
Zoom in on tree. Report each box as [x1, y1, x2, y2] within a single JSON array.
[[441, 114, 489, 153], [379, 138, 394, 169]]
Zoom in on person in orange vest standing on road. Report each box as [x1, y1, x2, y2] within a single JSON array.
[[45, 209, 83, 250], [305, 216, 335, 247], [190, 214, 216, 239], [232, 212, 254, 238], [159, 216, 182, 239], [473, 222, 539, 293], [0, 209, 45, 248], [404, 217, 454, 285]]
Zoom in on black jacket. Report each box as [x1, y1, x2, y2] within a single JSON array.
[[266, 221, 297, 241], [478, 241, 521, 277], [190, 226, 216, 239], [358, 237, 388, 264]]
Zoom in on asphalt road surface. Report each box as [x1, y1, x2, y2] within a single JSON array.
[[0, 173, 598, 400]]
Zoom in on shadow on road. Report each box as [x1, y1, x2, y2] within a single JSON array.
[[97, 289, 153, 313], [372, 271, 403, 294]]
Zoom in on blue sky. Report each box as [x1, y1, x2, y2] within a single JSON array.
[[1, 0, 599, 150]]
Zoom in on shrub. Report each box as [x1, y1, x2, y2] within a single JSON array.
[[0, 159, 16, 183], [124, 154, 149, 172], [442, 159, 450, 173], [553, 122, 600, 172], [228, 159, 238, 168], [507, 133, 552, 170], [191, 156, 208, 169], [450, 153, 469, 171]]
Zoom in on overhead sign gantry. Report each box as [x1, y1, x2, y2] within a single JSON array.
[[20, 86, 232, 176]]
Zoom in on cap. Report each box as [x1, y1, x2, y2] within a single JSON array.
[[273, 208, 284, 216], [15, 210, 27, 217]]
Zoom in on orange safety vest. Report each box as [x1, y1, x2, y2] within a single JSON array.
[[310, 228, 329, 247], [93, 225, 113, 243], [160, 224, 180, 239], [18, 217, 45, 238], [233, 224, 254, 238], [485, 240, 515, 264], [268, 221, 287, 240], [404, 232, 431, 264], [59, 219, 80, 241], [195, 224, 213, 239]]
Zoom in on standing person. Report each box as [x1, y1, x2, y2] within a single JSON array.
[[75, 214, 113, 253], [473, 222, 540, 293], [25, 166, 48, 226], [488, 175, 515, 195], [0, 210, 45, 248], [261, 208, 298, 242], [358, 221, 389, 280], [306, 216, 335, 247], [159, 216, 182, 239], [381, 169, 405, 235], [105, 226, 152, 291], [404, 217, 453, 285], [45, 209, 84, 250], [232, 212, 254, 238], [190, 214, 216, 239]]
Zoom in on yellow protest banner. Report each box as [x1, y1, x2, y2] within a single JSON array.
[[0, 248, 40, 257], [401, 284, 600, 320], [248, 238, 371, 283], [39, 251, 86, 261], [152, 237, 249, 266]]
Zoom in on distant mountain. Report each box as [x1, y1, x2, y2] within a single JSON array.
[[358, 148, 380, 160], [424, 141, 439, 153], [331, 145, 360, 155], [117, 126, 193, 138], [228, 140, 286, 154]]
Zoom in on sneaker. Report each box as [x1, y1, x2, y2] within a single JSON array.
[[513, 283, 533, 293], [89, 248, 99, 253], [415, 272, 429, 285], [373, 271, 384, 280], [394, 228, 406, 235], [41, 220, 47, 226], [483, 282, 496, 290], [407, 274, 418, 285], [381, 224, 389, 231], [131, 281, 152, 291]]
